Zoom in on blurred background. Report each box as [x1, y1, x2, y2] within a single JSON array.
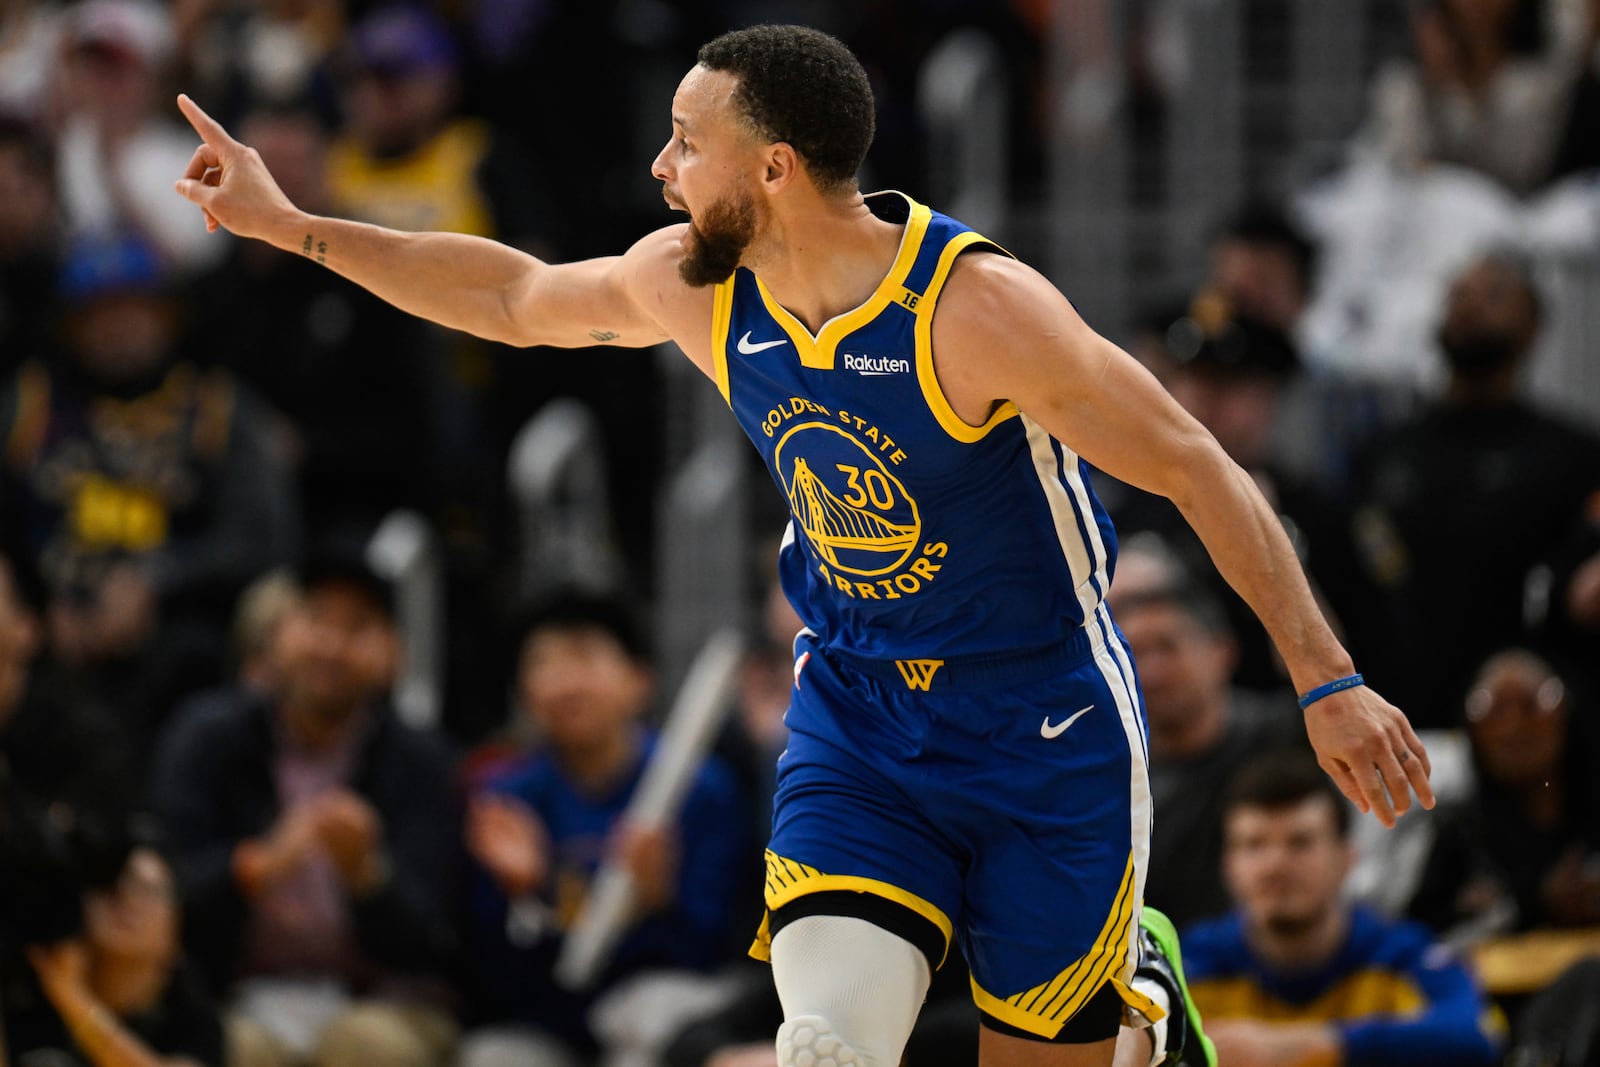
[[2, 1, 1600, 1066]]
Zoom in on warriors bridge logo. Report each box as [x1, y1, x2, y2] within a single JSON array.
[[776, 422, 920, 577], [762, 397, 949, 602]]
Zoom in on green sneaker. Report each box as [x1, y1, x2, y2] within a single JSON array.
[[1135, 907, 1217, 1067]]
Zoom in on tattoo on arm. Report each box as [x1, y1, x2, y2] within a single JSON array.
[[589, 329, 620, 342], [303, 234, 327, 264]]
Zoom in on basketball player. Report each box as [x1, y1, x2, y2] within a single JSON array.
[[173, 24, 1433, 1067]]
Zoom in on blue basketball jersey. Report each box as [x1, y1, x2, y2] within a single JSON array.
[[712, 192, 1119, 662]]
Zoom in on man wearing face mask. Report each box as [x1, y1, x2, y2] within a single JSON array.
[[1348, 252, 1600, 729]]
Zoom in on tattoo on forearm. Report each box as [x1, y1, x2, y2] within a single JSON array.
[[589, 329, 620, 342], [303, 234, 327, 264]]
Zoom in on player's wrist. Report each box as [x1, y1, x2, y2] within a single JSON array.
[[1297, 674, 1365, 710], [268, 206, 321, 258]]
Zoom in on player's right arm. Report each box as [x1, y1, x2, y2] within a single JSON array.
[[172, 95, 706, 364]]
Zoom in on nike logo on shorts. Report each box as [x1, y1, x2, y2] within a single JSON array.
[[738, 331, 789, 355], [1040, 705, 1094, 739]]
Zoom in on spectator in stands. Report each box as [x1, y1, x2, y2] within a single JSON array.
[[1204, 203, 1316, 340], [1364, 0, 1600, 196], [174, 0, 342, 123], [1184, 752, 1505, 1067], [0, 115, 60, 385], [1109, 567, 1306, 931], [13, 844, 226, 1067], [188, 101, 444, 541], [227, 568, 301, 701], [1535, 505, 1600, 679], [0, 0, 61, 122], [459, 590, 749, 1067], [327, 4, 549, 247], [1201, 202, 1414, 493], [1349, 251, 1600, 727], [1407, 648, 1600, 938], [327, 3, 587, 581], [54, 0, 226, 270], [149, 554, 459, 1067], [0, 231, 299, 747], [0, 549, 137, 820]]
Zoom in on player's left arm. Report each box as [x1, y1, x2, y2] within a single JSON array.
[[931, 253, 1434, 826]]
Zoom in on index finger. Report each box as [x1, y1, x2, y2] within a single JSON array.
[[176, 93, 236, 148]]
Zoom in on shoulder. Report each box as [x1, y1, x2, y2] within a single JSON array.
[[482, 750, 555, 801], [616, 224, 717, 355], [1531, 408, 1600, 462], [935, 250, 1062, 326], [617, 224, 697, 302], [157, 687, 266, 759], [621, 223, 691, 270], [1347, 905, 1454, 966], [932, 248, 1101, 366], [927, 248, 1104, 413]]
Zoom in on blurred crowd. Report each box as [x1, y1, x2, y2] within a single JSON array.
[[1, 0, 1599, 1066]]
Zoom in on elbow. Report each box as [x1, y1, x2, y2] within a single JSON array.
[[1161, 432, 1240, 514], [485, 294, 539, 348], [492, 265, 556, 348]]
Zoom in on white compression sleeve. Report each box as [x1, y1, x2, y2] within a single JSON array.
[[769, 914, 932, 1067]]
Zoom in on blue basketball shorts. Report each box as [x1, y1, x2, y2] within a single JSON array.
[[749, 604, 1160, 1039]]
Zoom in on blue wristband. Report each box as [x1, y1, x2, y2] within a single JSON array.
[[1298, 673, 1365, 710]]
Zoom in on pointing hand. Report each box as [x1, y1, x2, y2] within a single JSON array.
[[172, 94, 298, 243]]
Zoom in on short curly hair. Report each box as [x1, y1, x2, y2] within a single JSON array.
[[697, 24, 875, 193]]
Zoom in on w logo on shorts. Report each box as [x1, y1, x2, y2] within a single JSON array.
[[894, 659, 945, 691]]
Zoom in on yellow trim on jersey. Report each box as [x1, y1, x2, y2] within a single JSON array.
[[710, 277, 736, 405], [748, 849, 954, 966], [969, 853, 1161, 1038], [1191, 969, 1427, 1021], [914, 232, 1020, 443], [751, 196, 933, 371]]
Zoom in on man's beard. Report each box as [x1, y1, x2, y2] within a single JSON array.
[[678, 190, 758, 288], [1438, 324, 1522, 380], [1260, 908, 1322, 940]]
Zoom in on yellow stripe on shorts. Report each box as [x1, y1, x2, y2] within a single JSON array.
[[969, 853, 1164, 1039], [748, 849, 955, 966]]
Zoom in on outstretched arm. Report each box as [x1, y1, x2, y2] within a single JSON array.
[[172, 95, 709, 361], [933, 254, 1435, 827]]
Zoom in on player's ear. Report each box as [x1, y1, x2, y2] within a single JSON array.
[[762, 141, 800, 191]]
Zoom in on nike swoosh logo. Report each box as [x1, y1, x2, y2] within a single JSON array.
[[1040, 705, 1094, 739], [737, 331, 789, 355]]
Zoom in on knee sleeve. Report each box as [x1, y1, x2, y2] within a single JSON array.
[[770, 914, 931, 1067]]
